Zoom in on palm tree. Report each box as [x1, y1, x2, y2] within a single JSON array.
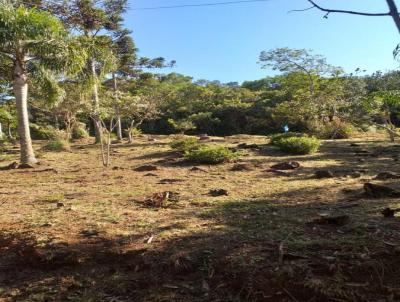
[[0, 1, 86, 165]]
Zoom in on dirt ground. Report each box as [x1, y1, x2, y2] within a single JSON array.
[[0, 133, 399, 302]]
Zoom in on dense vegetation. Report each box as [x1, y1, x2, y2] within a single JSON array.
[[3, 53, 400, 148]]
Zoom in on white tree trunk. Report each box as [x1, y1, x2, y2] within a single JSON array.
[[90, 59, 102, 144], [8, 123, 13, 139], [13, 58, 37, 165], [112, 74, 123, 141], [0, 122, 3, 139], [116, 115, 123, 140]]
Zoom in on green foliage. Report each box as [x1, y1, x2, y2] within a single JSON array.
[[167, 118, 196, 134], [170, 137, 199, 152], [312, 120, 356, 139], [0, 1, 88, 98], [0, 135, 9, 147], [43, 139, 70, 152], [259, 48, 341, 76], [125, 127, 142, 137], [270, 132, 305, 145], [30, 124, 58, 140], [72, 125, 89, 140], [184, 145, 239, 164], [275, 136, 321, 155]]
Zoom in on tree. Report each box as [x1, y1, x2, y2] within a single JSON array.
[[0, 1, 86, 164], [119, 92, 161, 143], [52, 0, 126, 143], [110, 29, 137, 140], [110, 27, 175, 140], [50, 82, 90, 139], [259, 48, 340, 96]]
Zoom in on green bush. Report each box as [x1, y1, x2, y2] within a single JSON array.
[[72, 125, 89, 139], [170, 137, 199, 152], [184, 145, 239, 164], [30, 124, 58, 140], [275, 136, 320, 155], [270, 132, 305, 145], [317, 122, 355, 139], [43, 139, 70, 152], [126, 127, 142, 137]]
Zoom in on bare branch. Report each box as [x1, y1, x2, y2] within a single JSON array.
[[305, 0, 391, 17], [288, 6, 314, 14]]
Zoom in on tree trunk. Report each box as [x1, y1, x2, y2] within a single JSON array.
[[0, 122, 3, 139], [90, 59, 102, 143], [7, 123, 13, 139], [13, 57, 37, 165], [116, 115, 123, 140], [112, 73, 123, 141]]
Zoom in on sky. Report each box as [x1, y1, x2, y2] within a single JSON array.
[[125, 0, 400, 83]]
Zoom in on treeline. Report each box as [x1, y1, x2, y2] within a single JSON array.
[[3, 69, 400, 140]]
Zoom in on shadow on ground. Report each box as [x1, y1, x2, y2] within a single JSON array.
[[1, 192, 400, 302]]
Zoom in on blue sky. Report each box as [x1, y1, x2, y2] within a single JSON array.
[[125, 0, 400, 83]]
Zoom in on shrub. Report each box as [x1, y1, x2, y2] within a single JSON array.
[[184, 145, 239, 164], [170, 137, 199, 153], [43, 139, 70, 152], [311, 120, 356, 139], [30, 124, 58, 140], [72, 124, 89, 139], [275, 136, 320, 155], [270, 132, 305, 145], [127, 127, 142, 137]]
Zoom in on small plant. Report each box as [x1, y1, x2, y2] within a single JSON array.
[[184, 145, 239, 164], [72, 125, 89, 139], [269, 132, 305, 145], [43, 139, 71, 152], [275, 136, 321, 155], [130, 127, 142, 137], [170, 137, 199, 153], [125, 127, 142, 143]]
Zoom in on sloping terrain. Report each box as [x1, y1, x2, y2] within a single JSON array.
[[0, 135, 399, 302]]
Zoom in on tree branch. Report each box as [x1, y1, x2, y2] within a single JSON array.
[[288, 6, 314, 13], [0, 51, 15, 61], [305, 0, 391, 17]]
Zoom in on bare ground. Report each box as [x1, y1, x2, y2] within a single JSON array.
[[0, 133, 399, 302]]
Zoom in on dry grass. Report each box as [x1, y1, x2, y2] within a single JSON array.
[[0, 133, 399, 301]]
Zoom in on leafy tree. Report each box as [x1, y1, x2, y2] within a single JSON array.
[[364, 91, 400, 141], [51, 0, 127, 143], [0, 1, 86, 164], [259, 48, 341, 96], [50, 82, 91, 139], [119, 92, 161, 143], [109, 28, 174, 140]]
